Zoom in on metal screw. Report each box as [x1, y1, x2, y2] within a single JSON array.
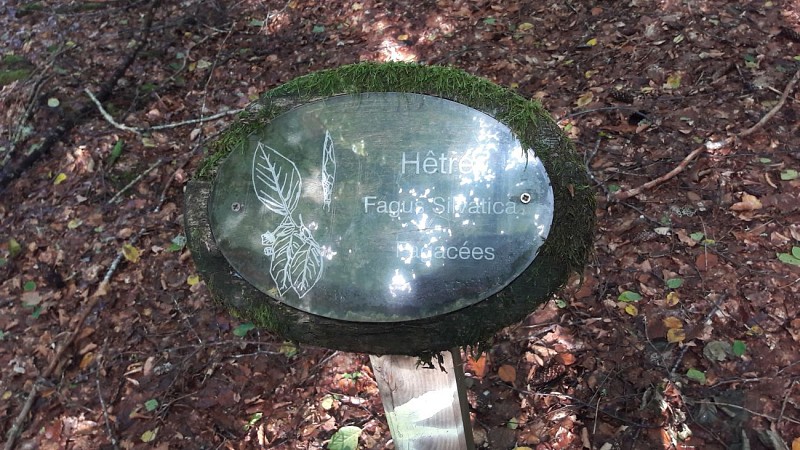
[[231, 202, 242, 212], [519, 193, 531, 204]]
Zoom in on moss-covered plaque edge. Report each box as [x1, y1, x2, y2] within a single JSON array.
[[186, 62, 594, 355]]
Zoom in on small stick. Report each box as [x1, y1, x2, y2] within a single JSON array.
[[739, 67, 800, 138], [83, 88, 139, 133], [85, 88, 241, 133], [614, 66, 800, 201], [689, 400, 800, 425], [3, 247, 126, 450], [107, 158, 163, 205], [147, 109, 242, 131], [615, 142, 713, 201], [95, 356, 119, 449], [776, 380, 797, 428]]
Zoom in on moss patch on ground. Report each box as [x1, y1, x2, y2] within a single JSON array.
[[0, 54, 34, 86]]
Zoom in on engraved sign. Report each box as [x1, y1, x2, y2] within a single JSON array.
[[209, 93, 554, 322]]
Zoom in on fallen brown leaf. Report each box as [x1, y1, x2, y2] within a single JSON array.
[[695, 253, 719, 271], [498, 364, 517, 383], [663, 316, 683, 329], [557, 353, 576, 366], [730, 193, 762, 211]]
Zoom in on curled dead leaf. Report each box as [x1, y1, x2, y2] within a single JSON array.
[[676, 229, 697, 247], [575, 91, 594, 107], [666, 291, 680, 306], [79, 352, 95, 370], [467, 355, 488, 378], [730, 193, 762, 211], [122, 244, 140, 263]]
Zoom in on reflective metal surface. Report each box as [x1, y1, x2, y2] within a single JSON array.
[[209, 93, 553, 322]]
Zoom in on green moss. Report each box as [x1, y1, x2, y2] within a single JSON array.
[[17, 2, 43, 15], [0, 69, 30, 86], [247, 302, 288, 335], [0, 54, 35, 86], [196, 62, 552, 180], [2, 55, 29, 65]]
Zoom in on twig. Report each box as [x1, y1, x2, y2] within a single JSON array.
[[521, 390, 663, 429], [155, 130, 221, 210], [83, 88, 139, 133], [156, 156, 187, 211], [615, 142, 711, 201], [106, 158, 163, 204], [4, 243, 128, 450], [95, 360, 119, 449], [173, 297, 203, 345], [584, 136, 609, 195], [84, 88, 242, 134], [566, 106, 654, 120], [614, 66, 800, 201], [776, 380, 797, 428], [0, 0, 158, 192], [4, 44, 71, 167], [147, 109, 242, 130], [688, 400, 800, 425], [739, 67, 800, 137], [7, 74, 50, 158]]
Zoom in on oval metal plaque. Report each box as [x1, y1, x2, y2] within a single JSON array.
[[209, 93, 553, 322]]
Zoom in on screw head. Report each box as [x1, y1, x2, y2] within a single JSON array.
[[520, 193, 532, 204], [231, 202, 242, 212]]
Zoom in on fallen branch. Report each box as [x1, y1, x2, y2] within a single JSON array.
[[614, 142, 711, 201], [3, 246, 128, 450], [0, 0, 157, 193], [739, 67, 800, 138], [83, 88, 138, 133], [688, 400, 800, 425], [84, 88, 242, 134], [613, 66, 800, 201], [106, 157, 163, 204]]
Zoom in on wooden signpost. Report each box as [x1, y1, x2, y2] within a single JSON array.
[[185, 63, 593, 448]]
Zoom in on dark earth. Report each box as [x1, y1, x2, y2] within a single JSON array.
[[1, 0, 799, 449]]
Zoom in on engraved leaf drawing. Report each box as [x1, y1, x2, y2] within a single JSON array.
[[269, 218, 302, 295], [256, 133, 332, 299], [289, 222, 323, 298], [321, 130, 336, 212], [252, 142, 302, 216]]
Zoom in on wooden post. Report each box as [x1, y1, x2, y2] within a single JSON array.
[[369, 350, 475, 450]]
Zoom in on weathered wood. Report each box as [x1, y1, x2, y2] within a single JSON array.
[[370, 350, 474, 450]]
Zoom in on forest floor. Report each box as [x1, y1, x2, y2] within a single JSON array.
[[1, 0, 800, 449]]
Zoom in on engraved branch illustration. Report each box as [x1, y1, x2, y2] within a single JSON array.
[[253, 134, 336, 298], [321, 130, 336, 212]]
